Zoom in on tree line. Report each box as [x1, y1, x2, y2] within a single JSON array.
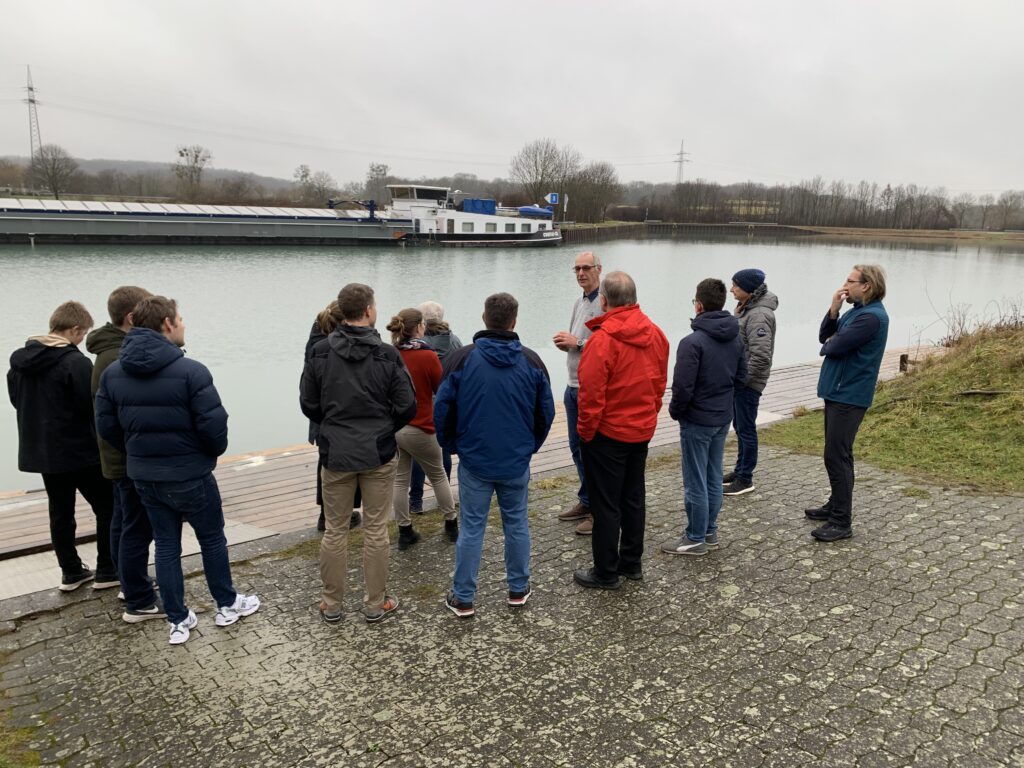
[[2, 141, 1021, 231]]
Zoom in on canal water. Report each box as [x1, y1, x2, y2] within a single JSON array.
[[3, 237, 1023, 492]]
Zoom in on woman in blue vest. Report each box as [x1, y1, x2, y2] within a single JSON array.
[[806, 264, 889, 542]]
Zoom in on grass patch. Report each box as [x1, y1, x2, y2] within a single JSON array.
[[900, 487, 932, 499], [763, 324, 1024, 493], [532, 476, 576, 491], [0, 707, 40, 768]]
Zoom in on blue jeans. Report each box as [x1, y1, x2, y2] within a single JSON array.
[[134, 474, 236, 624], [563, 386, 589, 507], [452, 464, 531, 603], [732, 386, 762, 482], [681, 421, 730, 542], [113, 478, 158, 611], [408, 450, 452, 509]]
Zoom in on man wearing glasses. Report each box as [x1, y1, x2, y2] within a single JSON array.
[[806, 264, 889, 542], [552, 251, 603, 535]]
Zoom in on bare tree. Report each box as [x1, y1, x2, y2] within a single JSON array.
[[31, 144, 79, 199], [951, 193, 976, 228], [173, 145, 212, 201], [978, 194, 995, 229], [365, 162, 390, 204]]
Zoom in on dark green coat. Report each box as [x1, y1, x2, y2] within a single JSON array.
[[86, 323, 128, 479]]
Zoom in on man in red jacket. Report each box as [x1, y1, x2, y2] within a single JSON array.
[[572, 272, 669, 589]]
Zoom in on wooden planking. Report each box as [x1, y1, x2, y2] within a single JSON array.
[[0, 347, 926, 559]]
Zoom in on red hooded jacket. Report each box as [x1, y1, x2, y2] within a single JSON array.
[[577, 304, 669, 444]]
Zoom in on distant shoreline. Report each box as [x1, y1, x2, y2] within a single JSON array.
[[800, 225, 1024, 245]]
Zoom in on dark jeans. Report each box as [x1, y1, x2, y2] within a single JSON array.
[[822, 400, 867, 529], [135, 473, 236, 624], [581, 432, 649, 582], [564, 386, 589, 507], [113, 478, 158, 610], [732, 386, 762, 482], [408, 450, 452, 509], [41, 466, 114, 577]]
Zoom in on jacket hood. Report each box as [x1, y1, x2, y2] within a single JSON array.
[[9, 341, 77, 375], [691, 310, 740, 342], [85, 323, 126, 356], [746, 284, 779, 312], [585, 304, 657, 348], [472, 330, 522, 368], [119, 327, 183, 375], [329, 325, 382, 362]]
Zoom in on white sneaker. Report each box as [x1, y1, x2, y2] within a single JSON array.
[[215, 593, 261, 627], [168, 609, 198, 645]]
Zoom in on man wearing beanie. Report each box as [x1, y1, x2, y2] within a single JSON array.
[[723, 268, 778, 496]]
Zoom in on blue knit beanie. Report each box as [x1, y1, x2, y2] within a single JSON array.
[[732, 268, 765, 293]]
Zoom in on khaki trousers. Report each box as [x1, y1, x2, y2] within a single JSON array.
[[393, 425, 456, 525], [320, 456, 397, 614]]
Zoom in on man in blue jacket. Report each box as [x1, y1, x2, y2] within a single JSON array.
[[661, 279, 747, 557], [434, 293, 555, 617], [96, 296, 259, 645], [806, 264, 889, 542]]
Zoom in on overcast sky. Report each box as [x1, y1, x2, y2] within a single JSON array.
[[2, 0, 1021, 193]]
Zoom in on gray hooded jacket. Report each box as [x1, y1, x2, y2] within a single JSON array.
[[737, 284, 779, 393]]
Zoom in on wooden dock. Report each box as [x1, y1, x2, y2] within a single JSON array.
[[0, 348, 925, 560]]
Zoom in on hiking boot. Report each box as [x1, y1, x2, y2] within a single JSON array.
[[92, 571, 120, 591], [398, 524, 421, 551], [573, 567, 622, 590], [811, 523, 853, 542], [445, 590, 475, 618], [215, 593, 261, 627], [122, 604, 166, 624], [59, 567, 94, 592], [365, 595, 400, 623], [507, 584, 532, 606], [168, 609, 198, 646], [558, 502, 590, 521], [444, 518, 459, 543], [350, 511, 361, 529], [804, 505, 833, 521], [660, 536, 707, 556], [575, 515, 594, 536], [617, 567, 643, 581], [319, 602, 343, 624], [705, 532, 720, 548], [723, 478, 755, 496], [722, 471, 737, 485]]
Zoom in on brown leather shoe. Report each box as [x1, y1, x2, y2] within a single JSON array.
[[558, 502, 589, 521], [574, 514, 594, 536]]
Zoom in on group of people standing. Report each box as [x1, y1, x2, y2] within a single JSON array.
[[7, 251, 889, 637]]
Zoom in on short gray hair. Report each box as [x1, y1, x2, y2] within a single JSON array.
[[419, 300, 445, 323], [600, 271, 637, 308]]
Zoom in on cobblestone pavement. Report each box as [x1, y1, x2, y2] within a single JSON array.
[[1, 445, 1022, 767]]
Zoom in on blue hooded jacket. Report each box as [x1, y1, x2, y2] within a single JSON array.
[[95, 328, 228, 482], [669, 310, 748, 427], [433, 330, 555, 481]]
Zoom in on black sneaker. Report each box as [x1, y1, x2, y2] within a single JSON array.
[[804, 505, 832, 521], [811, 523, 853, 542], [122, 605, 167, 624], [398, 524, 421, 551], [92, 572, 120, 591], [507, 584, 531, 606], [444, 518, 459, 543], [722, 471, 737, 485], [617, 568, 643, 581], [445, 590, 475, 618], [59, 567, 94, 592], [573, 567, 622, 590], [705, 532, 720, 548], [723, 478, 755, 496]]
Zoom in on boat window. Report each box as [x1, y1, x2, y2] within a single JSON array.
[[390, 187, 412, 199], [538, 223, 546, 230], [505, 223, 516, 233], [462, 222, 474, 233], [521, 223, 531, 233], [485, 223, 497, 233]]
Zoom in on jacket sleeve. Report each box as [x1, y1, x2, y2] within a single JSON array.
[[575, 333, 609, 443], [653, 330, 670, 413], [734, 340, 749, 389], [743, 310, 775, 390], [533, 367, 555, 453], [433, 371, 459, 453], [188, 364, 229, 457], [819, 312, 839, 344], [94, 370, 125, 454], [668, 338, 699, 422], [389, 359, 417, 431], [820, 313, 880, 359], [427, 351, 443, 394], [7, 369, 17, 409], [299, 355, 323, 424]]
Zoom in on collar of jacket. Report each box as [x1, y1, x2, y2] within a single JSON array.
[[472, 329, 520, 343]]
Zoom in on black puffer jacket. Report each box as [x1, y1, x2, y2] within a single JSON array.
[[8, 340, 100, 474], [300, 324, 417, 472]]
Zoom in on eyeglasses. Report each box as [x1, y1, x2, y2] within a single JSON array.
[[572, 265, 597, 273], [691, 299, 700, 307], [844, 278, 867, 285]]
